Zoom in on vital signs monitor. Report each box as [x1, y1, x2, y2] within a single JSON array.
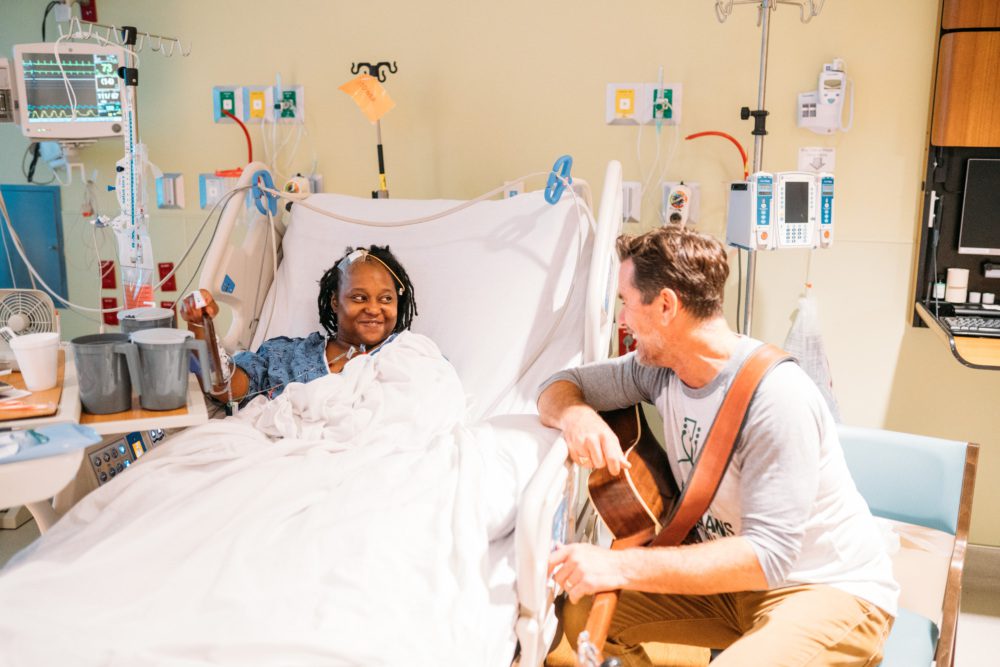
[[12, 41, 125, 140]]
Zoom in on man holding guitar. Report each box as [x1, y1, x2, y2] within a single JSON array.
[[538, 226, 897, 667]]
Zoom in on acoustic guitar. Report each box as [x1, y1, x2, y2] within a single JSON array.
[[575, 405, 692, 667], [573, 344, 792, 667]]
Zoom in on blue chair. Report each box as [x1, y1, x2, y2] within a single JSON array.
[[838, 425, 979, 667]]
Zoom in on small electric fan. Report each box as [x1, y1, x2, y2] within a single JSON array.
[[0, 289, 59, 369]]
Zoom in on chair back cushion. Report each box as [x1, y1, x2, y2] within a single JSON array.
[[838, 425, 966, 535]]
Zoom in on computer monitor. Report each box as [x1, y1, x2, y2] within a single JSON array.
[[958, 159, 1000, 256], [12, 41, 125, 140]]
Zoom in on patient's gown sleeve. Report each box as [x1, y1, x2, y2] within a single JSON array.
[[232, 332, 329, 401]]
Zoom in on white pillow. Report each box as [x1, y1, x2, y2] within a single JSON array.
[[255, 190, 594, 420]]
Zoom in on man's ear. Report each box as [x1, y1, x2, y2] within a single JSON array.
[[659, 287, 680, 323]]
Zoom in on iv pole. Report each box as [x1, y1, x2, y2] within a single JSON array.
[[718, 0, 824, 335]]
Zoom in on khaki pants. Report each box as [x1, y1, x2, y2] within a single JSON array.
[[562, 585, 893, 667]]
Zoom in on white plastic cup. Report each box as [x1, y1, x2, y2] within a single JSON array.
[[946, 267, 970, 289], [984, 293, 997, 305], [9, 332, 60, 391], [969, 291, 982, 304]]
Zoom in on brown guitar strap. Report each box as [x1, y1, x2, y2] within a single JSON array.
[[650, 343, 792, 547], [579, 344, 793, 663]]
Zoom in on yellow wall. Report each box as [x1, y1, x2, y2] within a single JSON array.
[[2, 0, 998, 544]]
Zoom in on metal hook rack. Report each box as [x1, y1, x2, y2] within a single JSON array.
[[715, 0, 825, 25], [350, 61, 398, 83], [57, 17, 192, 57]]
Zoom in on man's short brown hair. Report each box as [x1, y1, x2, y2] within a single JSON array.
[[616, 225, 729, 319]]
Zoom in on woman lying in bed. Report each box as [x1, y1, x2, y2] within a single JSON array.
[[181, 244, 418, 406], [0, 241, 532, 665]]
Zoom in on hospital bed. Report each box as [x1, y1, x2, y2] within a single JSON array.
[[194, 159, 624, 665], [0, 162, 622, 666]]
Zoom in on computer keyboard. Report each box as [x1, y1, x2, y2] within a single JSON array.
[[942, 315, 1000, 338]]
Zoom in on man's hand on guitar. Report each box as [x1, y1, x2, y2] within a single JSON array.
[[561, 405, 630, 476], [549, 543, 628, 604]]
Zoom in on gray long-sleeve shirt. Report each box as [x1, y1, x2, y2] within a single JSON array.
[[540, 336, 898, 614]]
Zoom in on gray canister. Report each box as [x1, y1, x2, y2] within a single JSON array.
[[125, 328, 210, 411], [117, 307, 176, 336], [71, 333, 137, 414]]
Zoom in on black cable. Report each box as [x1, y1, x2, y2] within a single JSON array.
[[26, 143, 42, 184], [41, 1, 58, 41]]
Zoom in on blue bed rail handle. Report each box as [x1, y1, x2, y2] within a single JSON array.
[[250, 169, 279, 216], [545, 155, 573, 205]]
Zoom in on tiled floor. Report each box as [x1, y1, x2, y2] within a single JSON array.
[[1, 515, 997, 665]]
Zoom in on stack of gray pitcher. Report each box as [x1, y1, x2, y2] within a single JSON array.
[[72, 307, 210, 414]]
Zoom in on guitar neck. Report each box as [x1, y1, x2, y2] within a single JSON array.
[[581, 589, 620, 657]]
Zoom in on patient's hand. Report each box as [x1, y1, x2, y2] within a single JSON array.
[[180, 289, 219, 323]]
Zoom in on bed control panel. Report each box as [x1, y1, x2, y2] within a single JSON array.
[[88, 431, 158, 486]]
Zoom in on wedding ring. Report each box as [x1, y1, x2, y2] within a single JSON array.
[[579, 456, 591, 465]]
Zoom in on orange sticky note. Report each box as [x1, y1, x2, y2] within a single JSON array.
[[338, 74, 396, 123]]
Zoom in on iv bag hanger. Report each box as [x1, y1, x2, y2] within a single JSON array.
[[350, 61, 398, 83], [715, 0, 826, 335], [350, 61, 397, 199], [57, 17, 191, 57]]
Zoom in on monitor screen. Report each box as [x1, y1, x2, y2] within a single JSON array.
[[959, 159, 1000, 256], [784, 181, 809, 223], [13, 42, 125, 140]]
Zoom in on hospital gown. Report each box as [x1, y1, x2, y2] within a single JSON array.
[[234, 331, 398, 403]]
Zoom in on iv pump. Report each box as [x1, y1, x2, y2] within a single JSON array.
[[725, 171, 834, 251]]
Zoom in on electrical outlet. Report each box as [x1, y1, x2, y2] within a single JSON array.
[[199, 173, 238, 209], [644, 83, 682, 125], [212, 86, 243, 122], [622, 181, 642, 223], [156, 173, 184, 209], [606, 83, 650, 125]]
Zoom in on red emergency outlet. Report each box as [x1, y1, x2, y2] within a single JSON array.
[[158, 262, 177, 291], [618, 323, 637, 356], [102, 297, 118, 326], [100, 260, 115, 289]]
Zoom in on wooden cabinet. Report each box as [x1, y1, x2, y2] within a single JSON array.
[[931, 32, 1000, 146], [942, 0, 1000, 29]]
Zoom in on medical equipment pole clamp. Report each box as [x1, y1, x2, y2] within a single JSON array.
[[545, 155, 573, 205]]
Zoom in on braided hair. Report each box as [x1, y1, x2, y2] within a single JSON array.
[[317, 245, 418, 337]]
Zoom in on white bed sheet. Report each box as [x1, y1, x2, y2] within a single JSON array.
[[253, 189, 594, 421], [0, 333, 556, 666]]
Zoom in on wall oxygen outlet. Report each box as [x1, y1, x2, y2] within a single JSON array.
[[645, 83, 682, 125], [278, 85, 305, 122]]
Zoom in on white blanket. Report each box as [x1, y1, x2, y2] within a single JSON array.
[[0, 332, 524, 667]]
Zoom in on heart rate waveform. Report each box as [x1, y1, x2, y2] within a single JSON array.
[[21, 51, 122, 123]]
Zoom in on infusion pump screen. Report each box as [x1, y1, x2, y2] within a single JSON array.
[[784, 181, 809, 223], [21, 52, 122, 123]]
